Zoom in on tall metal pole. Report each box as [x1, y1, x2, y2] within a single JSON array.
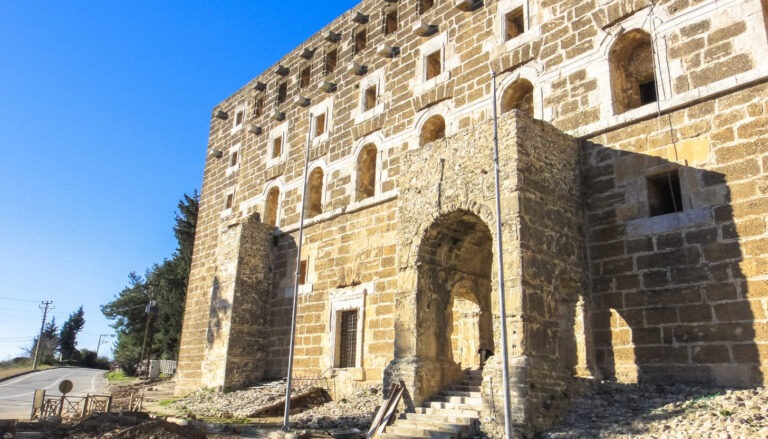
[[491, 71, 513, 439], [32, 301, 53, 371], [282, 129, 313, 431], [96, 334, 111, 358]]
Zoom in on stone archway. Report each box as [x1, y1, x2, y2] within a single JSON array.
[[413, 210, 495, 393]]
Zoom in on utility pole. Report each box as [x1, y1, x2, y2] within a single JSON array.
[[96, 334, 113, 358], [32, 301, 53, 371]]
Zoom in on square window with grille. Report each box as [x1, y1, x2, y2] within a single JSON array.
[[338, 310, 358, 368], [647, 170, 683, 217]]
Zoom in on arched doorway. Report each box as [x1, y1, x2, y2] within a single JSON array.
[[415, 210, 494, 387]]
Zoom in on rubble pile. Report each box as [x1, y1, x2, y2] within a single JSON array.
[[544, 382, 768, 439]]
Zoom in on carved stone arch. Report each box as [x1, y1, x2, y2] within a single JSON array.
[[405, 203, 497, 269]]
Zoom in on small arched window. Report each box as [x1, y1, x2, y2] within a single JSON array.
[[419, 115, 446, 147], [306, 168, 324, 218], [356, 144, 377, 201], [609, 30, 657, 114], [264, 187, 280, 226], [500, 78, 534, 117]]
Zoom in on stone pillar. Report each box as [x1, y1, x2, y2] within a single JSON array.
[[201, 215, 274, 391]]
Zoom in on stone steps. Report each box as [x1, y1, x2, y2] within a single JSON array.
[[382, 370, 483, 439]]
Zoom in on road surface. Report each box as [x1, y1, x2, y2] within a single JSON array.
[[0, 367, 108, 420]]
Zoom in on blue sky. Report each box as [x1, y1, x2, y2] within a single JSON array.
[[0, 0, 360, 360]]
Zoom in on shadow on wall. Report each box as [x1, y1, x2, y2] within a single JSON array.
[[206, 276, 230, 348], [583, 141, 763, 387], [264, 230, 300, 378]]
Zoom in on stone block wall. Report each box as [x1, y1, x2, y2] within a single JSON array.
[[175, 0, 768, 435], [585, 82, 768, 387]]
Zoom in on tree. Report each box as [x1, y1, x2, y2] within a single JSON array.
[[102, 192, 198, 374], [59, 307, 85, 361], [26, 318, 59, 365]]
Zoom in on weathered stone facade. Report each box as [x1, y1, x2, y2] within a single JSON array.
[[176, 0, 768, 436]]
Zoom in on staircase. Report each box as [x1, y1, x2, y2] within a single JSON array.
[[379, 369, 483, 439]]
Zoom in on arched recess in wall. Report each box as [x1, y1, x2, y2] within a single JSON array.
[[414, 101, 454, 148], [496, 63, 542, 119], [500, 78, 534, 116], [263, 185, 281, 227], [609, 29, 657, 114], [305, 166, 325, 219], [420, 115, 446, 146], [356, 143, 378, 201]]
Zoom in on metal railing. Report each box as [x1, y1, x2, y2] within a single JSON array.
[[30, 390, 112, 420]]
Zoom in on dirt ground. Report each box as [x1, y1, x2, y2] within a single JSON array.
[[9, 377, 353, 438]]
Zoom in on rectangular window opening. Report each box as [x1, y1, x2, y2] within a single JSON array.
[[300, 67, 311, 89], [225, 193, 234, 210], [419, 0, 434, 14], [363, 85, 377, 111], [647, 171, 683, 217], [385, 10, 398, 35], [324, 49, 338, 75], [229, 150, 239, 167], [277, 82, 287, 104], [338, 310, 358, 368], [505, 8, 525, 41], [272, 136, 283, 158], [254, 97, 264, 117], [298, 260, 308, 285], [426, 50, 442, 80], [355, 29, 367, 54], [639, 80, 657, 105], [234, 110, 244, 126], [314, 113, 327, 137]]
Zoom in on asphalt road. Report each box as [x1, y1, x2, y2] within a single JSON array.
[[0, 367, 108, 420]]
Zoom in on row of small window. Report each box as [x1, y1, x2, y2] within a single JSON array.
[[225, 143, 380, 224], [224, 3, 529, 131]]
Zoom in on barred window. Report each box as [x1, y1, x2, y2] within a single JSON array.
[[338, 310, 358, 368]]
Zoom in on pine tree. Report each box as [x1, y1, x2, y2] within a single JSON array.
[[59, 307, 85, 361], [102, 192, 198, 374]]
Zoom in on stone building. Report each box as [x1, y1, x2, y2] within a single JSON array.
[[176, 0, 768, 435]]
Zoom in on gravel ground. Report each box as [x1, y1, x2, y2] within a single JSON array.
[[168, 378, 768, 438], [542, 382, 768, 439]]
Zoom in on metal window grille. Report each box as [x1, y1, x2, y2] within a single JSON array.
[[338, 310, 358, 368]]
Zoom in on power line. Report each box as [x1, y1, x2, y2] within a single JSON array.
[[0, 296, 44, 303]]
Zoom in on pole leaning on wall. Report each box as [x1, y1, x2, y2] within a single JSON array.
[[282, 129, 314, 431], [491, 71, 514, 439]]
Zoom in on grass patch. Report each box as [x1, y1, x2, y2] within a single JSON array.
[[106, 370, 137, 384], [158, 398, 180, 407]]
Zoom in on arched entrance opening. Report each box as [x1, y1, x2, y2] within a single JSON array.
[[416, 210, 494, 387]]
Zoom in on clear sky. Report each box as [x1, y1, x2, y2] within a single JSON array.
[[0, 0, 361, 360]]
